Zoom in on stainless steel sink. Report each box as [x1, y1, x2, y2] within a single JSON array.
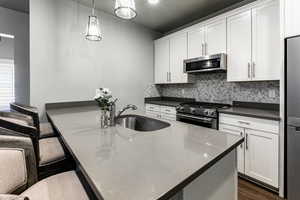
[[116, 115, 171, 132]]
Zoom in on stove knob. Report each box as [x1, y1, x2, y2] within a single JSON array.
[[176, 106, 182, 111], [211, 111, 217, 116], [190, 108, 196, 113], [204, 109, 210, 116], [204, 109, 215, 116]]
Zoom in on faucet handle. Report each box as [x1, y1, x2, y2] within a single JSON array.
[[127, 104, 137, 110]]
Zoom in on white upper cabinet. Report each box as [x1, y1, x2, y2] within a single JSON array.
[[227, 10, 252, 82], [245, 129, 279, 188], [154, 38, 170, 84], [155, 0, 281, 84], [170, 32, 188, 83], [187, 18, 227, 59], [252, 0, 281, 81], [187, 28, 206, 59], [206, 18, 227, 55], [227, 0, 280, 82], [154, 33, 190, 84], [285, 0, 300, 38]]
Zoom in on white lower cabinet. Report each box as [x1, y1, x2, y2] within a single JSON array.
[[219, 114, 279, 188], [219, 124, 245, 174], [145, 104, 176, 121], [244, 128, 279, 187]]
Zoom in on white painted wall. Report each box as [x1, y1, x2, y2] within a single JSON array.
[[0, 7, 29, 105], [30, 0, 160, 117]]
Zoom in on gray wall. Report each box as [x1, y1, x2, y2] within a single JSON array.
[[0, 37, 14, 59], [30, 0, 160, 117], [147, 73, 280, 104], [0, 7, 29, 105]]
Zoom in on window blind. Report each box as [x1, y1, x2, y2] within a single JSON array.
[[0, 59, 14, 109]]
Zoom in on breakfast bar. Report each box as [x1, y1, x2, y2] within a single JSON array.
[[46, 103, 243, 200]]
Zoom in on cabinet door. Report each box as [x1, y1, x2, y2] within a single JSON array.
[[245, 129, 279, 188], [187, 28, 206, 59], [206, 18, 227, 55], [252, 0, 280, 81], [219, 123, 245, 174], [285, 0, 300, 37], [227, 10, 252, 82], [154, 38, 170, 84], [170, 33, 188, 83]]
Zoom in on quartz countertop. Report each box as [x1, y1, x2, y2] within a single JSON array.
[[219, 107, 280, 121], [144, 97, 195, 107], [46, 105, 243, 200], [145, 100, 183, 107]]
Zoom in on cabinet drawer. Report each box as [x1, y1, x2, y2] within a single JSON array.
[[145, 104, 161, 112], [160, 106, 176, 115], [145, 110, 161, 118], [219, 123, 244, 136], [219, 114, 279, 134], [161, 113, 177, 121]]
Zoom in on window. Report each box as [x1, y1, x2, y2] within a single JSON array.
[[0, 59, 14, 109]]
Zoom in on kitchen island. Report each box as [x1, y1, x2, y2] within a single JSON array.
[[46, 103, 243, 200]]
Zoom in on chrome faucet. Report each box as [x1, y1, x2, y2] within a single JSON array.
[[116, 104, 138, 118], [108, 104, 137, 126]]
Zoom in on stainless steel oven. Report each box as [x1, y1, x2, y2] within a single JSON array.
[[184, 53, 227, 73], [176, 113, 218, 129]]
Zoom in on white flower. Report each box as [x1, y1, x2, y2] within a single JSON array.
[[102, 88, 111, 96], [95, 88, 103, 99], [94, 93, 101, 99]]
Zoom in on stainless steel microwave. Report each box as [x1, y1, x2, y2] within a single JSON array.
[[183, 53, 227, 73]]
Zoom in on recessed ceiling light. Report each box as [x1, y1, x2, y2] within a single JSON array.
[[148, 0, 159, 5]]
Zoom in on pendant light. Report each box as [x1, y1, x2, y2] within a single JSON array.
[[85, 0, 102, 41], [114, 0, 137, 20]]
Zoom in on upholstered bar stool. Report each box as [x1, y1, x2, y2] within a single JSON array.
[[0, 112, 66, 177], [0, 128, 37, 194], [0, 133, 89, 200], [10, 103, 55, 139]]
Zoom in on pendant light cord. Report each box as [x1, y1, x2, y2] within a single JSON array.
[[92, 0, 95, 15]]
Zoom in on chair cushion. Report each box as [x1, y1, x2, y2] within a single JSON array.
[[39, 123, 55, 138], [0, 149, 27, 194], [0, 194, 29, 200], [21, 171, 89, 200], [39, 138, 65, 166]]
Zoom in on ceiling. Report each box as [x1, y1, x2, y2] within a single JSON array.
[[0, 0, 254, 33], [0, 0, 29, 13], [78, 0, 254, 33]]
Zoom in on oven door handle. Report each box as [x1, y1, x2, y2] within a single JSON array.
[[176, 114, 213, 123]]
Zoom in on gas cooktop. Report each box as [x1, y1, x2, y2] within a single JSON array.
[[176, 102, 231, 118]]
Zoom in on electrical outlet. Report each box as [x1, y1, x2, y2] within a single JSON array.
[[269, 89, 276, 98]]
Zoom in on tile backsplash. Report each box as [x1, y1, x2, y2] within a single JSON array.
[[145, 73, 280, 104]]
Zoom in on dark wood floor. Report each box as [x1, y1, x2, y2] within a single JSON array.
[[238, 178, 284, 200]]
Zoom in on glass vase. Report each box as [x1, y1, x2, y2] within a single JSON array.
[[99, 109, 108, 129]]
